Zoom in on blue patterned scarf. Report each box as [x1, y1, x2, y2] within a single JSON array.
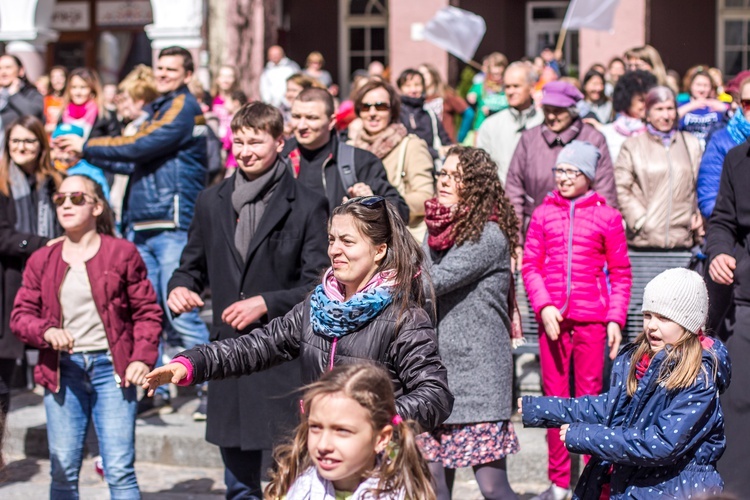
[[726, 110, 750, 145], [310, 269, 395, 338]]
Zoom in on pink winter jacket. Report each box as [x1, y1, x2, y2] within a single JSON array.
[[522, 190, 632, 326]]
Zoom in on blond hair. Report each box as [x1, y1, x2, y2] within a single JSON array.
[[625, 45, 668, 86], [265, 364, 434, 500], [118, 64, 158, 104]]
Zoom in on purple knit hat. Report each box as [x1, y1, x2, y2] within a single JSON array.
[[541, 81, 584, 108]]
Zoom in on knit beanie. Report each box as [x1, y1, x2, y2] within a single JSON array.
[[641, 268, 708, 334], [555, 140, 600, 181]]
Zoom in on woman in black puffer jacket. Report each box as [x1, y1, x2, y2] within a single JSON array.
[[144, 197, 453, 432]]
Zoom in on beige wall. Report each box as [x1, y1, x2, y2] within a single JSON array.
[[388, 0, 448, 85], [578, 0, 646, 74]]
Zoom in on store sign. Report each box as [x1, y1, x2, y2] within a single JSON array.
[[97, 1, 154, 26], [50, 2, 91, 31]]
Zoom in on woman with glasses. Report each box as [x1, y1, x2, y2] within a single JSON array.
[[0, 115, 63, 437], [11, 173, 161, 498], [142, 196, 453, 434], [420, 146, 523, 500], [523, 141, 631, 500], [348, 79, 435, 242]]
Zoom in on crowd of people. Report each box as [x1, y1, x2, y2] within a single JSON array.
[[0, 39, 745, 500]]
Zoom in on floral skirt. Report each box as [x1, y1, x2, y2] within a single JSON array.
[[417, 420, 520, 468]]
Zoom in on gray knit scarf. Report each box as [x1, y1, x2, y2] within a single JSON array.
[[232, 158, 286, 260], [9, 162, 56, 238]]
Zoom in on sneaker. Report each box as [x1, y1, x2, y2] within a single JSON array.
[[531, 484, 573, 500], [137, 393, 173, 418], [192, 393, 207, 421]]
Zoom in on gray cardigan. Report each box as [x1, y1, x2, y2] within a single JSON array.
[[424, 222, 513, 424]]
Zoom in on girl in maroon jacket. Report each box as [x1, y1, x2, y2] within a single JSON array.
[[11, 174, 162, 499], [521, 141, 631, 500]]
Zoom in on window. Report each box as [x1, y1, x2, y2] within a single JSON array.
[[718, 0, 750, 77], [339, 0, 388, 95], [526, 1, 579, 74]]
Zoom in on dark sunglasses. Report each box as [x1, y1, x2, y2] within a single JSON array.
[[52, 191, 97, 207], [360, 101, 390, 112], [345, 195, 386, 208], [741, 99, 750, 111]]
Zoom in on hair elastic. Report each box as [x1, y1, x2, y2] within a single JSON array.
[[391, 414, 403, 426], [299, 399, 305, 415]]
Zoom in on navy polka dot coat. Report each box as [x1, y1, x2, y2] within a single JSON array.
[[523, 337, 731, 499]]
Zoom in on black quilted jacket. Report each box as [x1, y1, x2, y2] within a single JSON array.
[[177, 296, 453, 432]]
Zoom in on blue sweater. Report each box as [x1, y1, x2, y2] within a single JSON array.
[[523, 338, 731, 499]]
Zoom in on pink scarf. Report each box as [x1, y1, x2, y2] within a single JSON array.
[[62, 100, 99, 139], [321, 267, 396, 302]]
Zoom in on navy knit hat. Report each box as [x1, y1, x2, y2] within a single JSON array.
[[555, 140, 600, 181]]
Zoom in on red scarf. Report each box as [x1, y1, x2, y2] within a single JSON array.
[[424, 198, 456, 251]]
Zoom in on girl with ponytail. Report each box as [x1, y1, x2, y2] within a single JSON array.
[[267, 363, 434, 499], [144, 197, 453, 435]]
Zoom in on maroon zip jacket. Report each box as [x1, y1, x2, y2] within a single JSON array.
[[10, 235, 162, 392]]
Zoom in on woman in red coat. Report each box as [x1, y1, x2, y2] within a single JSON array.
[[11, 174, 162, 499]]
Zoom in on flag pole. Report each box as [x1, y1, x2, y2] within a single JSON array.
[[555, 26, 568, 54], [467, 59, 483, 71]]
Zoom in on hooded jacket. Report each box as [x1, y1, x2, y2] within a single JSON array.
[[399, 95, 452, 159], [522, 190, 631, 327], [523, 337, 731, 499], [175, 296, 453, 432]]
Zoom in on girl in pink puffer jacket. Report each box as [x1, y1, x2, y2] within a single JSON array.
[[521, 140, 632, 500]]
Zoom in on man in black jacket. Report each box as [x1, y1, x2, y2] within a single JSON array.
[[282, 87, 409, 220], [705, 141, 750, 495], [167, 102, 329, 499]]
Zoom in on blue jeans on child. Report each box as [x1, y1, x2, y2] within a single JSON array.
[[44, 352, 139, 499], [129, 229, 210, 398]]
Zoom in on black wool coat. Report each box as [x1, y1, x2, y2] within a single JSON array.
[[0, 182, 58, 360], [168, 167, 330, 450]]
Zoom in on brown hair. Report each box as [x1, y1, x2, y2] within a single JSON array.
[[295, 87, 336, 117], [287, 73, 327, 90], [484, 52, 509, 69], [210, 64, 239, 98], [62, 68, 106, 118], [624, 45, 668, 86], [354, 79, 401, 123], [0, 116, 62, 197], [305, 51, 325, 68], [330, 199, 431, 325], [49, 65, 68, 97], [230, 101, 284, 138], [626, 328, 713, 397], [419, 63, 445, 97], [448, 146, 519, 250], [118, 64, 159, 104], [682, 65, 717, 97], [63, 174, 116, 236], [266, 364, 434, 500]]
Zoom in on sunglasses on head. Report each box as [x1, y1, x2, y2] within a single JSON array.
[[740, 99, 750, 111], [360, 102, 390, 112], [345, 195, 386, 208], [52, 191, 96, 207]]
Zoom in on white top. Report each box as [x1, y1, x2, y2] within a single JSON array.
[[60, 264, 108, 353]]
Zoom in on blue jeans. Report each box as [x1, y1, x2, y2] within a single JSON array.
[[45, 352, 139, 499], [129, 229, 210, 398], [220, 447, 262, 500]]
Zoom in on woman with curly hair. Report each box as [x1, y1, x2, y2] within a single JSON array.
[[420, 146, 521, 500]]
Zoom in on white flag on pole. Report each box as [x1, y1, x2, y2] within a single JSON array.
[[422, 7, 486, 63], [562, 0, 621, 31]]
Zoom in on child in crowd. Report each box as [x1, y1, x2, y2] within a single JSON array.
[[466, 52, 509, 135], [397, 68, 451, 162], [521, 268, 730, 498], [60, 68, 118, 140], [51, 124, 111, 200], [522, 140, 632, 500], [220, 89, 248, 175], [265, 364, 434, 499]]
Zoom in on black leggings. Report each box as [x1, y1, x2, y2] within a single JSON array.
[[430, 458, 518, 500]]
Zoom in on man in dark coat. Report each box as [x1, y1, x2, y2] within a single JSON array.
[[282, 87, 409, 221], [705, 140, 750, 495], [167, 102, 329, 499]]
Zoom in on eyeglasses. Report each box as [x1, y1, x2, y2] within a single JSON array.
[[436, 170, 461, 182], [360, 102, 390, 112], [552, 167, 584, 180], [345, 195, 385, 208], [9, 138, 39, 147], [52, 191, 97, 207], [740, 99, 750, 111]]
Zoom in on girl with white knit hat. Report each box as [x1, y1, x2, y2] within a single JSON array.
[[520, 268, 731, 499]]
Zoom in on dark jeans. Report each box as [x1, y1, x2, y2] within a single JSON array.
[[220, 447, 262, 500]]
